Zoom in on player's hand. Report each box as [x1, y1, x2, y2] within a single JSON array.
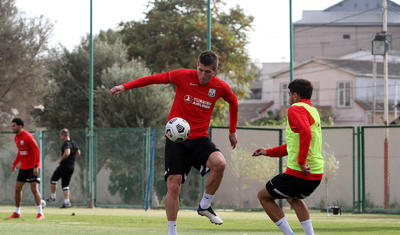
[[229, 132, 237, 149], [11, 165, 16, 172], [33, 167, 38, 176], [110, 85, 125, 96], [300, 164, 311, 175], [252, 148, 266, 157]]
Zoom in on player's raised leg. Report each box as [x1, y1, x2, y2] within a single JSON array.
[[165, 174, 182, 235], [197, 151, 225, 225]]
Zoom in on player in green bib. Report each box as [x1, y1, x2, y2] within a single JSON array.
[[252, 79, 323, 235]]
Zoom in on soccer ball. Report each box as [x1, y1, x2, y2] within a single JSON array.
[[41, 199, 46, 208], [165, 117, 190, 143]]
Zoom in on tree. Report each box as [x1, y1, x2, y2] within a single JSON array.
[[0, 0, 52, 129], [230, 146, 280, 207], [39, 32, 174, 204], [119, 0, 259, 124], [39, 30, 174, 129], [322, 143, 340, 211]]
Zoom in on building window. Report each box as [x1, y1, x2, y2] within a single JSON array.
[[343, 34, 351, 39], [246, 88, 261, 100], [281, 82, 290, 106], [337, 81, 352, 108]]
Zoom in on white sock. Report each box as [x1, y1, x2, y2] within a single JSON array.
[[275, 217, 294, 235], [301, 219, 314, 235], [168, 221, 177, 235], [64, 199, 70, 204], [15, 207, 21, 214], [51, 193, 56, 199], [37, 205, 43, 214], [199, 193, 214, 209]]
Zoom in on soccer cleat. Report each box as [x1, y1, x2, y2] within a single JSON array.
[[197, 205, 223, 225], [36, 213, 45, 220], [60, 202, 71, 208], [7, 212, 21, 219], [45, 197, 55, 202]]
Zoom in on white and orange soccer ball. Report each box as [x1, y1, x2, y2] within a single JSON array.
[[165, 117, 190, 143]]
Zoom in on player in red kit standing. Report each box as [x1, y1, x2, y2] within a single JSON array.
[[110, 51, 238, 235], [8, 118, 44, 220]]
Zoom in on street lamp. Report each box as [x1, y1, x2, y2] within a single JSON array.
[[371, 33, 388, 55]]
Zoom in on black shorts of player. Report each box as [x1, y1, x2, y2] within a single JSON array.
[[164, 137, 220, 183], [17, 169, 40, 183], [50, 165, 74, 190], [266, 173, 321, 199]]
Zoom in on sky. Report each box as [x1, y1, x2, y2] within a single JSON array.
[[13, 0, 398, 62]]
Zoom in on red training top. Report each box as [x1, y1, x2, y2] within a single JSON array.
[[123, 69, 238, 138], [266, 99, 322, 181], [13, 129, 41, 169]]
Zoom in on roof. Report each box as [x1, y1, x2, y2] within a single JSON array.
[[295, 0, 400, 26], [236, 101, 274, 125], [325, 0, 400, 12], [272, 57, 400, 79]]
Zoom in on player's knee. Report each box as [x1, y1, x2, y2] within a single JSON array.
[[167, 175, 182, 195], [287, 198, 298, 205], [31, 188, 39, 194], [210, 154, 226, 173]]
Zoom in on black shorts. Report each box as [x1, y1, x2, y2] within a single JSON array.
[[17, 169, 40, 183], [50, 165, 74, 190], [266, 173, 321, 199], [164, 137, 220, 183]]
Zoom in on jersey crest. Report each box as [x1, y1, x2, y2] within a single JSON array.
[[208, 88, 216, 97]]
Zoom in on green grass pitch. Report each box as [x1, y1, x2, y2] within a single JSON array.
[[0, 206, 399, 234]]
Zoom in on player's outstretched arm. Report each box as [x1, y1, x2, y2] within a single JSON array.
[[252, 148, 267, 157], [110, 85, 125, 96], [229, 132, 237, 149]]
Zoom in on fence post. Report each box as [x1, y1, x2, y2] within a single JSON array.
[[356, 126, 362, 212], [279, 128, 283, 208], [36, 130, 45, 199], [361, 127, 365, 213]]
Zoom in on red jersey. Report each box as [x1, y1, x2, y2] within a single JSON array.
[[13, 130, 41, 169], [123, 69, 238, 138], [266, 99, 322, 181]]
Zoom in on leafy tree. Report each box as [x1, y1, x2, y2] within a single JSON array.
[[119, 0, 258, 124], [94, 60, 172, 128], [39, 30, 174, 129], [40, 32, 174, 204], [39, 32, 126, 129], [0, 0, 52, 129]]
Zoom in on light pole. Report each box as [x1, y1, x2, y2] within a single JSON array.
[[371, 0, 390, 210], [88, 0, 94, 208]]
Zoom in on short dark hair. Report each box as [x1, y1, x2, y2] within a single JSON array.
[[288, 79, 313, 99], [198, 50, 219, 70], [60, 128, 69, 137], [12, 118, 24, 127]]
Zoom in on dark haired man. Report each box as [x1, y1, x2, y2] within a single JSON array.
[[46, 128, 80, 208], [252, 79, 323, 235], [8, 118, 44, 220], [110, 51, 238, 235]]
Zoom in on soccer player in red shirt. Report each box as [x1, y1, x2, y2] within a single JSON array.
[[110, 51, 238, 235], [8, 118, 44, 220]]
